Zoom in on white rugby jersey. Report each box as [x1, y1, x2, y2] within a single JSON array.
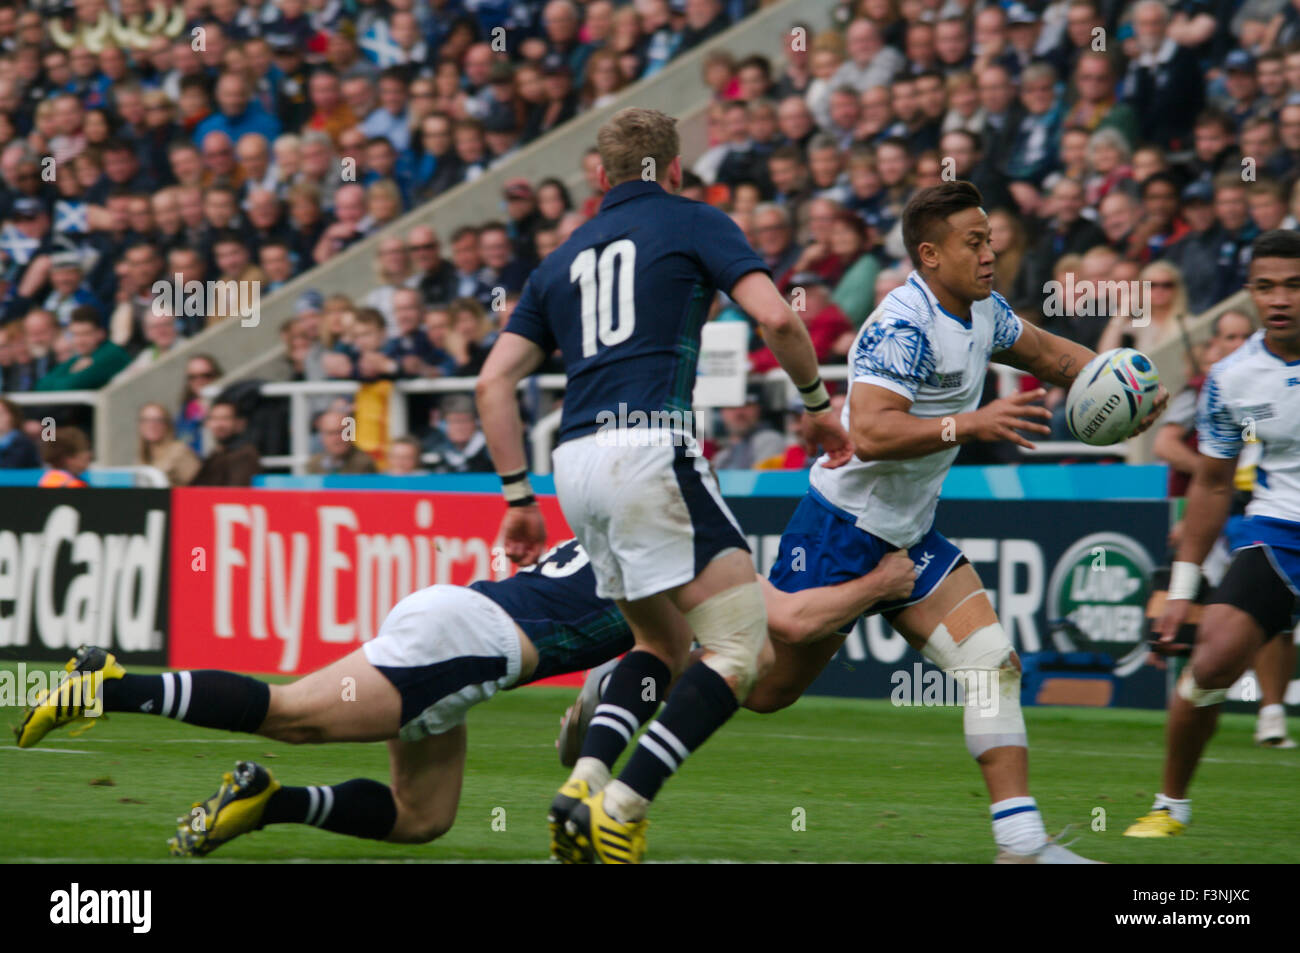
[[811, 270, 1023, 547], [1197, 329, 1300, 524]]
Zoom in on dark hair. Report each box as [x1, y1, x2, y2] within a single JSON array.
[[1139, 171, 1181, 198], [42, 424, 90, 468], [902, 180, 984, 266], [1194, 107, 1234, 135], [209, 398, 245, 420], [68, 306, 101, 328], [1252, 229, 1300, 260], [535, 176, 573, 211]]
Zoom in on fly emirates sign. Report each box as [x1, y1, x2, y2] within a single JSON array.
[[170, 489, 571, 674]]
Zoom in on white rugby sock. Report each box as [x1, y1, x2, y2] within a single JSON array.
[[990, 796, 1047, 855], [570, 756, 611, 792], [602, 779, 650, 823], [1153, 793, 1191, 825]]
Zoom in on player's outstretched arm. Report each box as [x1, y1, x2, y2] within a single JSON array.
[[761, 551, 916, 645], [730, 271, 853, 466], [992, 320, 1094, 388], [994, 321, 1169, 432], [476, 331, 548, 565], [853, 381, 1052, 458], [1153, 453, 1238, 650]]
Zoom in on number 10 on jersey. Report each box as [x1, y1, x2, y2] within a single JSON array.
[[571, 239, 637, 357]]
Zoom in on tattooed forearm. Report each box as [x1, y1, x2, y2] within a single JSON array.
[[1056, 352, 1077, 382]]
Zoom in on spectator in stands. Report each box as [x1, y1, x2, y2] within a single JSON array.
[[364, 236, 416, 333], [1004, 63, 1064, 190], [405, 225, 455, 307], [752, 272, 852, 373], [751, 203, 802, 280], [38, 424, 92, 488], [423, 395, 494, 473], [448, 226, 493, 305], [712, 386, 788, 470], [305, 410, 377, 475], [124, 308, 183, 376], [1208, 173, 1260, 304], [42, 251, 101, 326], [1064, 51, 1138, 147], [0, 397, 40, 470], [834, 19, 903, 93], [177, 354, 223, 454], [1097, 259, 1193, 355], [313, 183, 369, 264], [191, 399, 261, 487], [35, 308, 130, 391], [478, 221, 533, 295], [447, 297, 496, 376], [137, 401, 201, 487], [826, 211, 879, 325], [8, 310, 60, 392], [195, 72, 282, 147], [1121, 0, 1205, 151], [386, 435, 426, 475]]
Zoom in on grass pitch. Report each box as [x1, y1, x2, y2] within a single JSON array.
[[1, 660, 1295, 863]]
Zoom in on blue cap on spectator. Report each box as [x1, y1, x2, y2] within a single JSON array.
[[1181, 180, 1213, 204], [10, 196, 44, 219], [669, 0, 686, 13], [296, 290, 324, 315], [1224, 50, 1256, 73], [1006, 3, 1038, 24]]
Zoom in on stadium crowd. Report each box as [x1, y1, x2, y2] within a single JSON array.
[[0, 0, 1295, 482]]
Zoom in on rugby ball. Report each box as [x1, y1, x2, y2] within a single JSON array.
[[1064, 348, 1161, 446]]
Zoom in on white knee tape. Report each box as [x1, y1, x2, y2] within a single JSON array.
[[1176, 669, 1228, 707], [922, 618, 1027, 758], [686, 581, 768, 694]]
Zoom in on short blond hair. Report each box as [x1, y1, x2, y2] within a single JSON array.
[[595, 107, 679, 187]]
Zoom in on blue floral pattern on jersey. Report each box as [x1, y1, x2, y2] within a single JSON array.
[[1196, 371, 1243, 459], [989, 290, 1025, 351], [853, 316, 935, 399]]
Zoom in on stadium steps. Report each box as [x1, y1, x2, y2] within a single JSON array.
[[93, 0, 842, 464]]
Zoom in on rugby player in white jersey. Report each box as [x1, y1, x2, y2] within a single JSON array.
[[752, 181, 1166, 862], [1127, 229, 1300, 837]]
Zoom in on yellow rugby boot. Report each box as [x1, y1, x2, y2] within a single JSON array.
[[565, 789, 648, 864], [168, 761, 280, 857], [549, 777, 594, 863], [1124, 809, 1187, 838], [14, 646, 125, 748]]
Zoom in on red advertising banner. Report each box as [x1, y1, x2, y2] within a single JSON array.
[[168, 488, 574, 677]]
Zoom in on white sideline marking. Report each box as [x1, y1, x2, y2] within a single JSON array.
[[0, 747, 92, 754]]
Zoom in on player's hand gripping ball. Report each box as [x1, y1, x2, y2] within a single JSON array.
[[1065, 347, 1162, 446]]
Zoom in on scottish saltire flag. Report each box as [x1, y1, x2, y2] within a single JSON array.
[[0, 224, 39, 265], [54, 200, 89, 234], [361, 21, 406, 67]]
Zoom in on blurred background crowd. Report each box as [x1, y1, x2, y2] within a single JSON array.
[[0, 0, 1293, 484]]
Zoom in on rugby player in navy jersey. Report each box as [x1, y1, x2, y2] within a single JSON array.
[[476, 107, 852, 862], [14, 540, 914, 856]]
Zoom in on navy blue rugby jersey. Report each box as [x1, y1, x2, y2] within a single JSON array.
[[504, 179, 768, 443], [469, 538, 633, 683]]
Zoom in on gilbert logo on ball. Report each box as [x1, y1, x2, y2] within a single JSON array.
[[1065, 348, 1161, 446], [1048, 533, 1154, 676]]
